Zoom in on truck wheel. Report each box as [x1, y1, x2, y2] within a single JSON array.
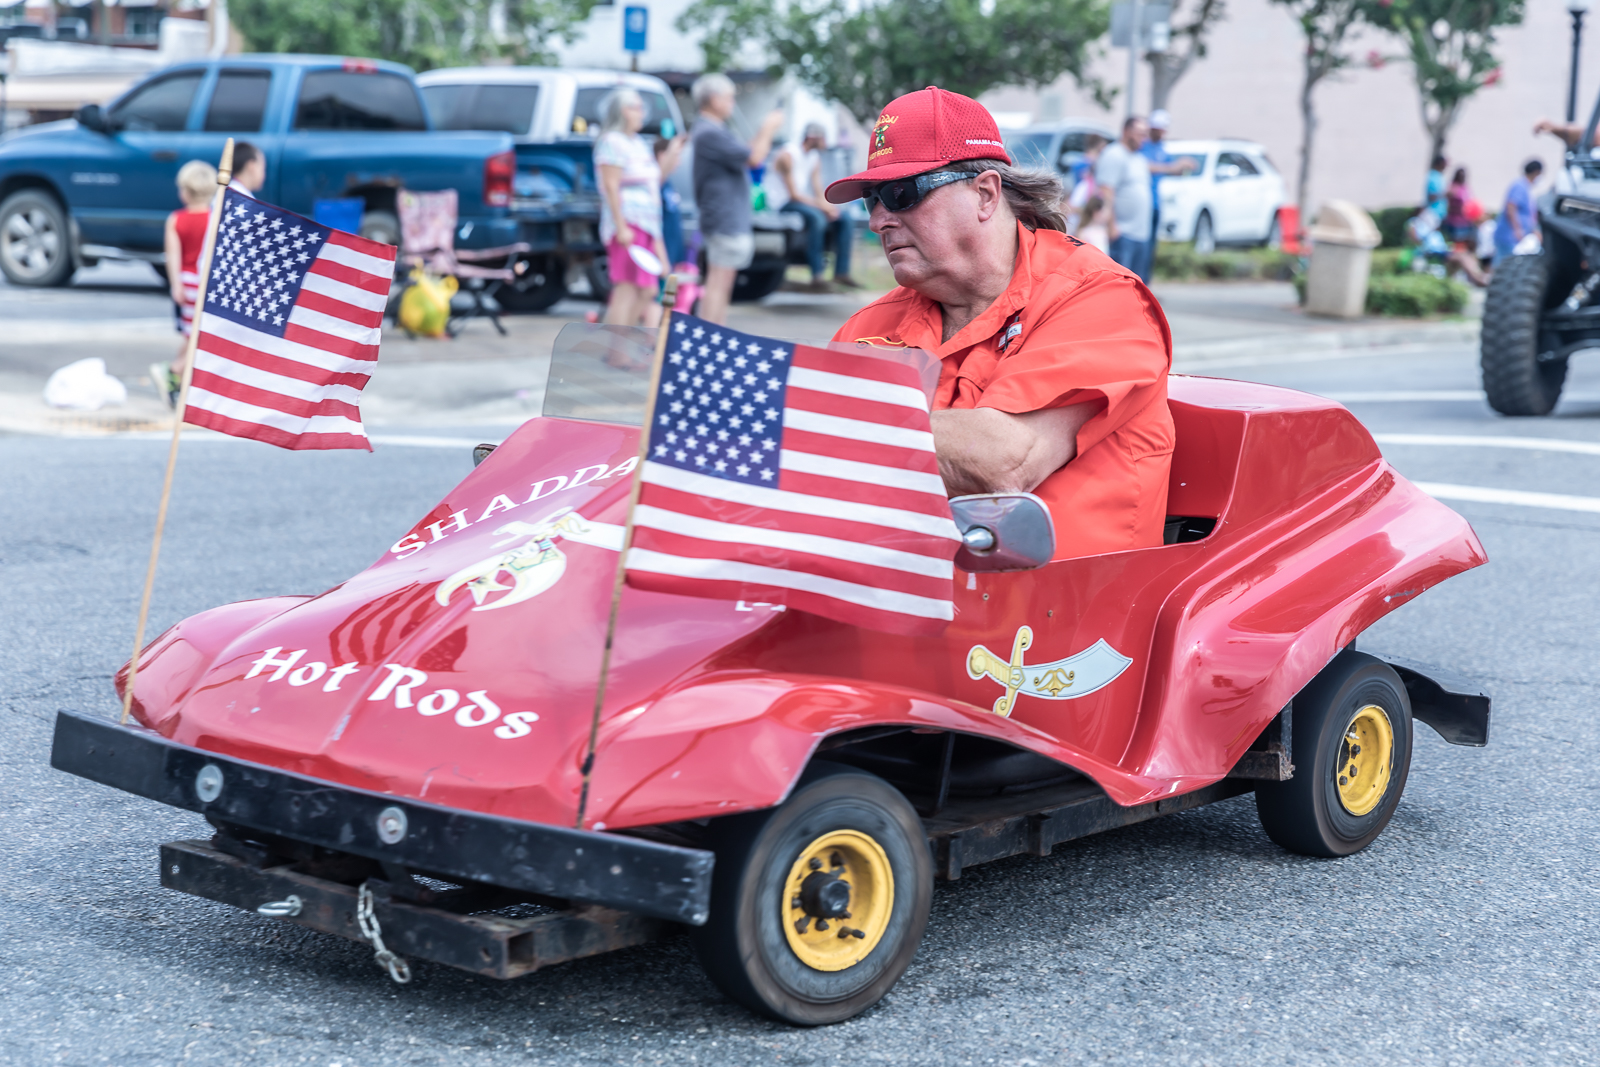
[[0, 190, 75, 287], [1481, 252, 1567, 416], [691, 763, 931, 1026], [585, 256, 613, 304], [359, 210, 401, 248], [1256, 650, 1413, 858], [495, 257, 566, 313], [732, 267, 785, 302]]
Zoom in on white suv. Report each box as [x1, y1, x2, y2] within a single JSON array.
[[1156, 139, 1285, 252]]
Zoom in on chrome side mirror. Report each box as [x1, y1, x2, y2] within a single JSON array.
[[950, 492, 1056, 572]]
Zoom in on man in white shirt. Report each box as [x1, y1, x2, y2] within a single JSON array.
[[769, 123, 859, 292], [1094, 117, 1153, 281]]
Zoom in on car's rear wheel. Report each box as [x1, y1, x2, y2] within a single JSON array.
[[1256, 650, 1413, 858], [0, 189, 75, 287], [1481, 251, 1567, 416], [691, 763, 931, 1025], [1192, 210, 1216, 255], [732, 266, 786, 302], [496, 256, 567, 312]]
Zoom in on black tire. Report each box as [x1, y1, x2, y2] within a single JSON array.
[[1481, 251, 1567, 416], [584, 255, 613, 304], [1192, 210, 1216, 255], [732, 266, 786, 302], [0, 189, 75, 287], [495, 256, 567, 312], [691, 762, 932, 1026], [359, 210, 401, 248], [1256, 650, 1413, 858]]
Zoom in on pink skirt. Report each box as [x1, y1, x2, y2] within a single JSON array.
[[607, 231, 660, 289]]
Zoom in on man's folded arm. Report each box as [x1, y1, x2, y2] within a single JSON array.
[[931, 402, 1101, 497]]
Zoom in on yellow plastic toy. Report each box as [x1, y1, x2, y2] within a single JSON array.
[[398, 266, 457, 338]]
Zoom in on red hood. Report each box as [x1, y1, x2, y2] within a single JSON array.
[[128, 417, 773, 825]]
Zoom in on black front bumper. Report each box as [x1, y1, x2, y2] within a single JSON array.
[[51, 710, 713, 925]]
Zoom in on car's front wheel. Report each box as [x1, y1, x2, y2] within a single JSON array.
[[1192, 210, 1216, 255], [691, 763, 932, 1025], [0, 189, 75, 287], [1255, 650, 1413, 858]]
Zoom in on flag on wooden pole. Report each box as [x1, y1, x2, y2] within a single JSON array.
[[184, 188, 398, 451], [622, 312, 961, 635]]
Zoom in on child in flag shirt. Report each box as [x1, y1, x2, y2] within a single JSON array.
[[151, 160, 215, 407]]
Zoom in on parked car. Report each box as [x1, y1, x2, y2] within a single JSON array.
[[0, 55, 517, 287], [1003, 119, 1117, 184], [1156, 138, 1286, 252], [53, 325, 1491, 1025], [418, 65, 819, 309]]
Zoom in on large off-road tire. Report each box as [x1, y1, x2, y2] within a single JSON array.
[[495, 256, 566, 312], [1481, 251, 1568, 416], [1256, 650, 1413, 858], [0, 189, 76, 287], [691, 763, 932, 1026]]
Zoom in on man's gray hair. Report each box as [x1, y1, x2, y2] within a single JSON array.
[[600, 87, 643, 135], [691, 73, 736, 111], [944, 160, 1068, 233]]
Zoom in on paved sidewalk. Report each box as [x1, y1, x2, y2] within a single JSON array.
[[0, 263, 1482, 435]]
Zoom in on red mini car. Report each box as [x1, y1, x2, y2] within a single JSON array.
[[53, 330, 1491, 1025]]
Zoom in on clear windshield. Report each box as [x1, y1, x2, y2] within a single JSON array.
[[531, 323, 940, 426]]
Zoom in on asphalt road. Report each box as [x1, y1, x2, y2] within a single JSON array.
[[3, 340, 1599, 1066]]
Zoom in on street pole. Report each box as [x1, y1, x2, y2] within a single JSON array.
[[1125, 0, 1142, 121], [1569, 1, 1590, 124]]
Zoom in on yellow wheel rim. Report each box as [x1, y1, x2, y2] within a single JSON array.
[[781, 829, 894, 972], [1336, 704, 1395, 816]]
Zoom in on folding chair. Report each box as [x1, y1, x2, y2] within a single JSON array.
[[394, 189, 530, 337]]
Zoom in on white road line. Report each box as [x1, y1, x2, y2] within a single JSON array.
[[1373, 433, 1600, 456], [1327, 390, 1600, 403], [1415, 482, 1600, 514]]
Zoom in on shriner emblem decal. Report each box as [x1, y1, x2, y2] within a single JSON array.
[[966, 625, 1133, 717]]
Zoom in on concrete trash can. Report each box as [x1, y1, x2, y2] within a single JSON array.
[[1304, 200, 1381, 319]]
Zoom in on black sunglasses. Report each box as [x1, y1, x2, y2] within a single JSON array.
[[862, 170, 978, 213]]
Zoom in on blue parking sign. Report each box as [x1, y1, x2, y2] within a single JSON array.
[[623, 6, 648, 52]]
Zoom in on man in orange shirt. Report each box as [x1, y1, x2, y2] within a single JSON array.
[[827, 87, 1174, 558]]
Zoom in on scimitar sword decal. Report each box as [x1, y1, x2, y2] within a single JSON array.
[[966, 625, 1134, 717]]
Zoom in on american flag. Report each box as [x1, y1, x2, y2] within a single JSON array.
[[184, 189, 398, 451], [623, 313, 961, 635]]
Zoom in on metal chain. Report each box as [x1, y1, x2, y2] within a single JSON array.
[[356, 882, 412, 984]]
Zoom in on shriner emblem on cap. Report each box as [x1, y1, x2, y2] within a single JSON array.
[[870, 114, 897, 159]]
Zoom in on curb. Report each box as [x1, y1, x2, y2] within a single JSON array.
[[1172, 320, 1480, 367]]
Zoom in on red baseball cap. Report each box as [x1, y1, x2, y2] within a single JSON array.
[[825, 86, 1012, 204]]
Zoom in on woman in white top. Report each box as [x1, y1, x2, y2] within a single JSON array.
[[594, 88, 675, 327]]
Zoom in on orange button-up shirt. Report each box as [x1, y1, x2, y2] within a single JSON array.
[[833, 223, 1175, 558]]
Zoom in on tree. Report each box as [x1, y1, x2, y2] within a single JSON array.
[[678, 0, 1112, 126], [1146, 0, 1229, 112], [1269, 0, 1368, 221], [230, 0, 601, 72], [1365, 0, 1524, 167]]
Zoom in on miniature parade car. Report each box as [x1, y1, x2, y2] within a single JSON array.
[[52, 325, 1491, 1025]]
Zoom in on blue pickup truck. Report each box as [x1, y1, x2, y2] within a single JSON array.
[[0, 54, 517, 287]]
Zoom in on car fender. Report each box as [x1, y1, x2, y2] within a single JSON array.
[[583, 673, 1124, 830], [1127, 461, 1486, 792]]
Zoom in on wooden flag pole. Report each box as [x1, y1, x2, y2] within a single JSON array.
[[573, 276, 679, 830], [120, 138, 235, 725]]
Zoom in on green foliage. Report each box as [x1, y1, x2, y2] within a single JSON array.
[[1364, 271, 1469, 316], [1153, 244, 1302, 282], [1369, 246, 1407, 274], [230, 0, 600, 71], [677, 0, 1112, 124], [1364, 0, 1525, 161], [1369, 206, 1417, 248]]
